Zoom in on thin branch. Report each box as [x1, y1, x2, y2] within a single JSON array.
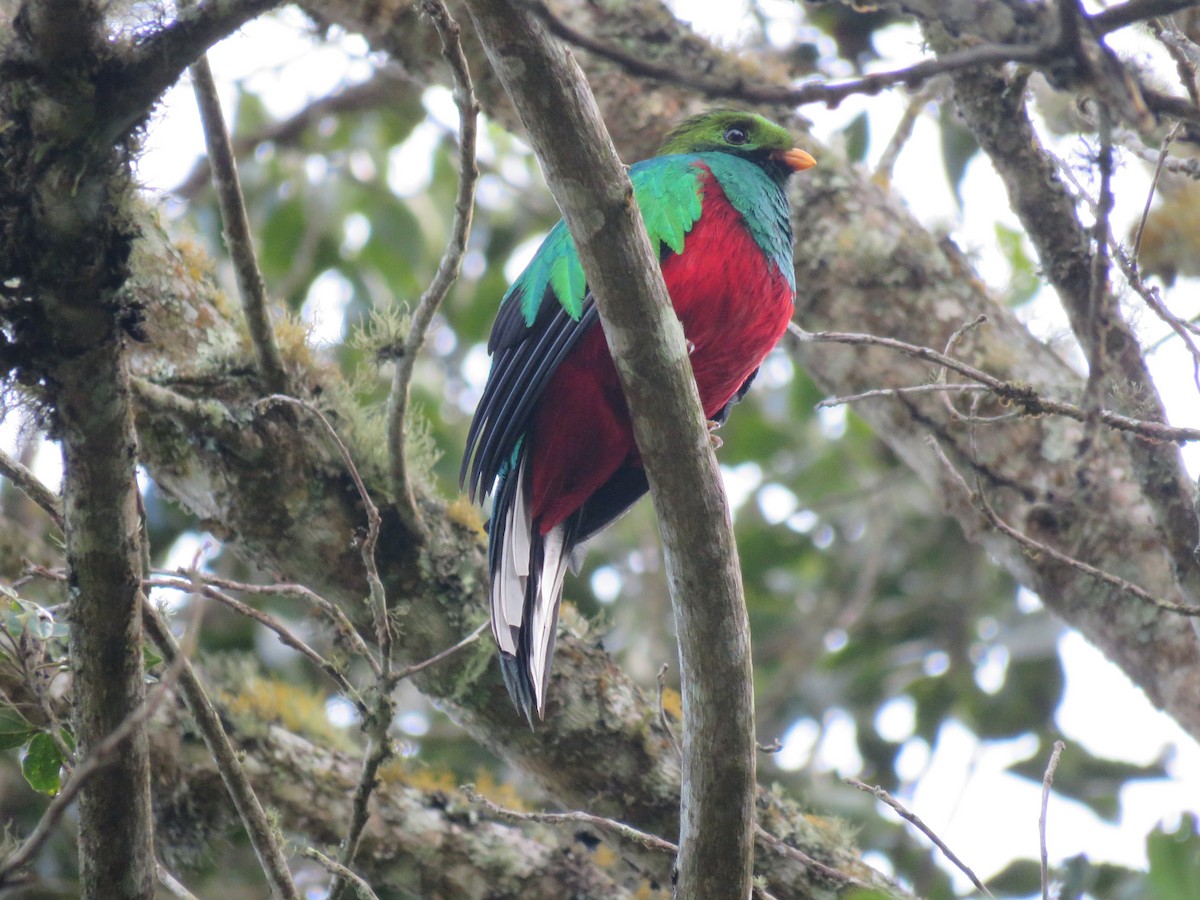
[[844, 777, 994, 898], [387, 0, 479, 536], [391, 619, 488, 682], [1081, 105, 1116, 420], [142, 600, 300, 900], [526, 0, 1055, 109], [1040, 740, 1066, 900], [191, 54, 288, 394], [931, 439, 1200, 616], [790, 322, 1200, 443], [1133, 123, 1181, 260], [157, 860, 202, 900], [874, 78, 946, 184], [817, 383, 989, 409], [0, 448, 62, 528], [462, 785, 679, 855], [304, 849, 381, 900], [1091, 0, 1200, 33], [752, 824, 868, 890], [255, 394, 392, 900], [146, 574, 369, 717], [174, 66, 419, 199], [172, 569, 380, 677], [524, 0, 1190, 114], [257, 395, 390, 675]]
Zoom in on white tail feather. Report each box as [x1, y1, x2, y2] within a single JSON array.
[[529, 523, 571, 716], [493, 461, 531, 656]]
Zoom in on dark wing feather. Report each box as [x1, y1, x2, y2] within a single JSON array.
[[461, 290, 599, 501]]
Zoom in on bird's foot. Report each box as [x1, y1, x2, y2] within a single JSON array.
[[686, 339, 696, 355], [706, 419, 723, 450]]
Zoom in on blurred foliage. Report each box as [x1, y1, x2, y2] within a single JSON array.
[[2, 3, 1195, 897]]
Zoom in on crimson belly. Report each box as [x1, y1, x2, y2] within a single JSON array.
[[528, 175, 794, 534]]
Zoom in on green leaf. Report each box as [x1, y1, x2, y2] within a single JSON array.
[[1147, 814, 1200, 900], [843, 111, 869, 164], [22, 732, 65, 795], [5, 597, 58, 641], [939, 101, 980, 207], [144, 644, 164, 669], [0, 706, 35, 751], [995, 222, 1040, 306]]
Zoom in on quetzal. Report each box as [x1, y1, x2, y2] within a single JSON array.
[[461, 110, 815, 722]]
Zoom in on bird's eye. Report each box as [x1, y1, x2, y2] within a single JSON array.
[[724, 126, 749, 145]]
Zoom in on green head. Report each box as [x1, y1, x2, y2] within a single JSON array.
[[656, 109, 815, 176]]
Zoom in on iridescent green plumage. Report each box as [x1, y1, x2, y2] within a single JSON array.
[[498, 111, 799, 335]]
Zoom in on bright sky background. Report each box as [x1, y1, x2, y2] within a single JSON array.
[[4, 3, 1199, 897]]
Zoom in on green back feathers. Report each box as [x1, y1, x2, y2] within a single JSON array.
[[503, 110, 798, 328]]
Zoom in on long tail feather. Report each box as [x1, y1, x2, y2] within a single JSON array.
[[490, 454, 575, 723]]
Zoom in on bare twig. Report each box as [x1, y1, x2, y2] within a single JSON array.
[[304, 848, 381, 900], [171, 569, 380, 677], [191, 54, 288, 394], [789, 322, 1200, 444], [387, 0, 479, 536], [525, 0, 1184, 112], [844, 777, 994, 898], [146, 574, 369, 717], [255, 394, 392, 900], [174, 66, 419, 199], [462, 785, 679, 855], [817, 383, 989, 409], [874, 78, 945, 184], [1081, 106, 1117, 421], [142, 600, 300, 900], [0, 447, 62, 528], [1040, 740, 1066, 900], [391, 620, 488, 682], [753, 824, 867, 889], [157, 861, 201, 900], [931, 439, 1200, 616], [257, 395, 390, 674], [1133, 123, 1181, 259]]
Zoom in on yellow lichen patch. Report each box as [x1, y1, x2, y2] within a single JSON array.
[[471, 769, 527, 812], [221, 676, 344, 746], [270, 313, 315, 370], [592, 843, 618, 869], [174, 237, 215, 284], [398, 764, 458, 794], [447, 495, 486, 536], [659, 686, 682, 722]]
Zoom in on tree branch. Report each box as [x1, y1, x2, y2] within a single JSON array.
[[928, 19, 1200, 612], [0, 447, 63, 528], [459, 2, 757, 895], [100, 0, 285, 144], [386, 0, 479, 536], [191, 54, 288, 394], [142, 601, 300, 900]]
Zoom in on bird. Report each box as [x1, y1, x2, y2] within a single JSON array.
[[461, 109, 815, 722]]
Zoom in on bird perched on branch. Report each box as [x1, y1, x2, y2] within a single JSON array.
[[461, 110, 815, 722]]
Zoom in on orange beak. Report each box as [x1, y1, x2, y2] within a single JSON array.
[[772, 147, 816, 172]]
